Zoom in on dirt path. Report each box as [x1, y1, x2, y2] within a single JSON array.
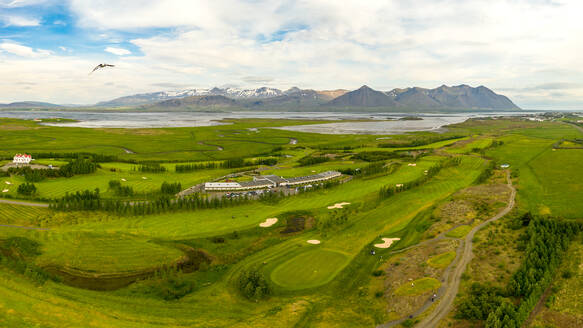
[[0, 199, 49, 207], [567, 122, 583, 134], [522, 284, 553, 327], [413, 171, 516, 328], [0, 224, 49, 230]]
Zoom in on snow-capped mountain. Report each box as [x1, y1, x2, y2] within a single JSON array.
[[97, 87, 284, 107]]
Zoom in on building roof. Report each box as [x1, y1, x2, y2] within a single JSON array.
[[204, 182, 241, 188], [258, 175, 288, 184], [239, 180, 274, 188]]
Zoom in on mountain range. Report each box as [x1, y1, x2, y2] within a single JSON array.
[[0, 84, 520, 112]]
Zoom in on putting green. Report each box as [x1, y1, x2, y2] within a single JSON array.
[[270, 249, 350, 290], [394, 277, 441, 296], [427, 251, 456, 268]]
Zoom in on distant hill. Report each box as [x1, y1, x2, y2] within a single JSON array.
[[4, 84, 520, 112], [97, 87, 283, 107], [326, 85, 399, 108], [386, 84, 519, 110], [316, 89, 349, 99], [241, 88, 330, 109], [140, 84, 519, 112], [0, 101, 63, 109], [146, 95, 238, 110]]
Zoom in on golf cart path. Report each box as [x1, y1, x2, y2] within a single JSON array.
[[415, 170, 515, 328], [378, 170, 515, 328], [0, 199, 49, 207]]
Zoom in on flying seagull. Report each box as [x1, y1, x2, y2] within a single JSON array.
[[89, 63, 115, 74]]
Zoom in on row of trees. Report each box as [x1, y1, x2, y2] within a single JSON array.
[[352, 151, 412, 162], [161, 182, 182, 194], [108, 180, 134, 197], [135, 163, 167, 173], [174, 158, 277, 173], [474, 160, 497, 185], [50, 192, 252, 215], [8, 158, 99, 182], [379, 157, 462, 199], [377, 134, 465, 148], [339, 162, 400, 177], [297, 155, 329, 166], [456, 216, 581, 327]]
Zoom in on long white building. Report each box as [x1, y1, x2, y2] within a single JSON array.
[[204, 171, 341, 191]]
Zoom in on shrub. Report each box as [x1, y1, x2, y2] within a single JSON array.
[[17, 182, 36, 196], [237, 267, 271, 300], [161, 181, 182, 194]]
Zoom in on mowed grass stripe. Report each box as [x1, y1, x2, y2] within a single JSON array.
[[270, 249, 350, 290]]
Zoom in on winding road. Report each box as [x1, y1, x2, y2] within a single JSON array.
[[378, 170, 516, 328], [0, 199, 49, 207], [415, 171, 515, 328]]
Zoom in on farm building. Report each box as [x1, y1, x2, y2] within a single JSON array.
[[204, 171, 341, 191], [13, 154, 32, 164]]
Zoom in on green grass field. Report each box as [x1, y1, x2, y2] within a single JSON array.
[[445, 225, 472, 238], [394, 277, 441, 296], [270, 248, 350, 289], [0, 117, 581, 328], [427, 251, 456, 268]]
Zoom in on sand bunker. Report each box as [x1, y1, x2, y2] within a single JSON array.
[[374, 238, 401, 249], [408, 163, 417, 167], [4, 181, 11, 185], [142, 177, 148, 180], [396, 184, 404, 188], [307, 240, 321, 245], [327, 202, 350, 209], [2, 189, 8, 193], [259, 218, 278, 228], [121, 178, 127, 182]]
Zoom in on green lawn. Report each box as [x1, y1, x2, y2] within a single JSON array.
[[0, 118, 580, 328], [445, 225, 472, 238], [427, 251, 456, 268], [394, 277, 441, 296], [270, 249, 350, 290]]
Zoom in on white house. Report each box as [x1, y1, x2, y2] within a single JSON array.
[[13, 154, 32, 164]]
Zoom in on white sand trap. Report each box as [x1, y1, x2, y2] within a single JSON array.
[[121, 178, 127, 182], [5, 181, 12, 185], [408, 163, 417, 167], [259, 218, 278, 227], [2, 189, 8, 193], [327, 202, 350, 209], [374, 238, 401, 249], [396, 184, 404, 188], [307, 240, 321, 245], [142, 177, 148, 180]]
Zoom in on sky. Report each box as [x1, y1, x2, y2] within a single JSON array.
[[1, 0, 583, 109]]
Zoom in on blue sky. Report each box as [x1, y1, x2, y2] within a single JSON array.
[[1, 0, 583, 109]]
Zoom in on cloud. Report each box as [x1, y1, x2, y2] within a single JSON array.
[[150, 82, 193, 89], [0, 0, 46, 7], [0, 41, 51, 57], [105, 46, 131, 56], [2, 0, 583, 109], [1, 15, 40, 26], [242, 76, 274, 84]]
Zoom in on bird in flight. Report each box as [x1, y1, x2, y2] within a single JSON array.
[[89, 63, 115, 74]]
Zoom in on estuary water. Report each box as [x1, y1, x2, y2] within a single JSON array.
[[0, 110, 530, 134]]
